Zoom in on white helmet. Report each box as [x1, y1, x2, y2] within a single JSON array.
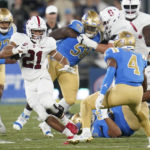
[[100, 6, 120, 40], [26, 16, 47, 42], [121, 0, 141, 20]]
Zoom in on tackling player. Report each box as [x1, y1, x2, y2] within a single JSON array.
[[72, 102, 149, 138], [68, 31, 150, 148]]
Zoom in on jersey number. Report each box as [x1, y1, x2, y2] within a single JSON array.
[[22, 50, 42, 69], [70, 43, 92, 59], [127, 54, 140, 75]]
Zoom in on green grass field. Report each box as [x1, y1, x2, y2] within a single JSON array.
[[0, 104, 149, 150]]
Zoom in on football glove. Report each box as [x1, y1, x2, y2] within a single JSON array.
[[12, 43, 28, 55], [95, 93, 104, 110], [59, 65, 75, 74], [77, 34, 98, 49]]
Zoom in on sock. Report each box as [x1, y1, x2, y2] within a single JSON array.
[[23, 108, 32, 118], [60, 115, 69, 126], [58, 98, 70, 112], [82, 128, 91, 135], [62, 128, 73, 137], [148, 137, 150, 144]]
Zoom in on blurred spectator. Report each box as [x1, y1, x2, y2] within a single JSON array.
[[11, 0, 29, 33], [29, 10, 39, 17], [54, 0, 75, 23], [60, 8, 74, 26], [113, 0, 121, 10], [45, 5, 61, 35], [94, 0, 109, 11], [79, 0, 99, 18], [0, 0, 8, 8], [45, 5, 62, 99]]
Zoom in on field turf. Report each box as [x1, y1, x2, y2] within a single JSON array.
[[0, 103, 149, 150]]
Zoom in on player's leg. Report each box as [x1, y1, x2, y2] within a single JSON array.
[[0, 64, 6, 134], [68, 92, 99, 144], [129, 102, 150, 147], [57, 65, 79, 111], [38, 75, 78, 135], [13, 103, 32, 130]]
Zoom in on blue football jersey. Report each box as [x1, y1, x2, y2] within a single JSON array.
[[0, 26, 15, 51], [104, 47, 147, 86], [92, 106, 134, 138], [56, 21, 101, 66]]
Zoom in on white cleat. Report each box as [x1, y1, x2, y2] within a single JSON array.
[[67, 133, 93, 144], [39, 122, 54, 138], [13, 113, 29, 131], [0, 116, 6, 134], [147, 144, 150, 148]]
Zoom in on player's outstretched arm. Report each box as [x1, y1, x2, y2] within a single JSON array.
[[0, 44, 15, 58], [77, 34, 113, 53], [49, 27, 78, 40], [49, 50, 75, 74], [105, 118, 122, 137], [49, 50, 69, 66]]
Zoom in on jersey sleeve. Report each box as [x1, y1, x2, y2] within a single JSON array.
[[10, 32, 26, 46], [104, 48, 119, 62], [47, 37, 57, 53], [68, 20, 84, 34]]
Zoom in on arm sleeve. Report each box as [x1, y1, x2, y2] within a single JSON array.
[[92, 120, 110, 138], [0, 59, 5, 64], [100, 66, 116, 95]]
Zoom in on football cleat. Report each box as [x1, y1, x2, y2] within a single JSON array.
[[67, 133, 93, 144], [0, 116, 6, 134], [64, 136, 74, 144], [38, 122, 53, 138], [66, 122, 79, 134], [13, 113, 29, 130]]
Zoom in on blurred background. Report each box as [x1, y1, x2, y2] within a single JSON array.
[[0, 0, 150, 103]]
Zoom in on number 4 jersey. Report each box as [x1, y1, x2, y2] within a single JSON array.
[[104, 47, 147, 86], [10, 32, 56, 81]]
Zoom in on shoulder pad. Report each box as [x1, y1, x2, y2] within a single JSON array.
[[68, 20, 84, 34], [104, 48, 119, 62]]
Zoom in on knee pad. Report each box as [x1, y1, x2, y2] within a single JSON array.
[[46, 103, 64, 118]]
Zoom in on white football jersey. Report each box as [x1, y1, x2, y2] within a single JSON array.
[[10, 32, 56, 81], [110, 11, 150, 58]]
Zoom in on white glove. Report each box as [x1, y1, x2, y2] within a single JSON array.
[[77, 34, 98, 49], [12, 43, 28, 55], [95, 93, 104, 110], [59, 65, 75, 74], [95, 109, 109, 120]]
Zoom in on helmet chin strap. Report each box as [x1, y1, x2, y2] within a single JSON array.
[[0, 28, 9, 34]]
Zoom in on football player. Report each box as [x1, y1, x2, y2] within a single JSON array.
[[68, 31, 150, 147], [12, 10, 104, 136], [0, 8, 17, 134], [78, 0, 150, 56], [72, 102, 149, 138], [0, 16, 78, 138]]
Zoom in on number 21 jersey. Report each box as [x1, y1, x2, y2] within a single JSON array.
[[10, 32, 56, 81]]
